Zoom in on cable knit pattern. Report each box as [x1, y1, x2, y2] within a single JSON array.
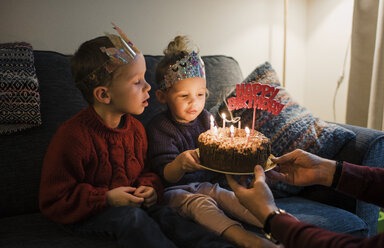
[[146, 109, 226, 187], [39, 106, 163, 224]]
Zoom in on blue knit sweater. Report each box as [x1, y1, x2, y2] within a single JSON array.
[[146, 109, 226, 187]]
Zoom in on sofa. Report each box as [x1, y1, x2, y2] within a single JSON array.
[[1, 49, 384, 247]]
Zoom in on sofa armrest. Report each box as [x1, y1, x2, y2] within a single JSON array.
[[333, 123, 384, 168], [300, 123, 384, 236], [334, 123, 384, 236]]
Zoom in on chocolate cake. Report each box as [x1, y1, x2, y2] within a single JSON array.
[[198, 127, 271, 173]]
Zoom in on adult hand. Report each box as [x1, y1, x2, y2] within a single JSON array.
[[176, 150, 202, 172], [227, 165, 278, 225], [134, 186, 158, 208], [106, 186, 144, 207], [267, 149, 336, 187]]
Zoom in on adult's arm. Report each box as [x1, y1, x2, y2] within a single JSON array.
[[336, 162, 384, 207], [271, 213, 384, 248]]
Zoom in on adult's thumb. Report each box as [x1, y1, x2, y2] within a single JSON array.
[[254, 165, 265, 182]]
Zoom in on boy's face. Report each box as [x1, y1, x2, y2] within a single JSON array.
[[162, 77, 206, 123], [107, 53, 151, 115]]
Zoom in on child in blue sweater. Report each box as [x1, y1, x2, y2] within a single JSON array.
[[147, 36, 270, 248]]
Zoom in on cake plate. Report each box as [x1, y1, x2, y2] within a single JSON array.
[[194, 149, 277, 175]]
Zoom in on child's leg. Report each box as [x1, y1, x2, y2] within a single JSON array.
[[147, 204, 235, 248], [196, 182, 263, 227], [165, 187, 275, 248], [164, 188, 240, 235], [67, 206, 176, 248]]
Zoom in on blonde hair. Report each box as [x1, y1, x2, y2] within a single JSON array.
[[155, 35, 199, 86]]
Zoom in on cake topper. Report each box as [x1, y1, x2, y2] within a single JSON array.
[[224, 82, 285, 134]]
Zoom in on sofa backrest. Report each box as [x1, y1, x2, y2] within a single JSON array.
[[0, 51, 243, 217]]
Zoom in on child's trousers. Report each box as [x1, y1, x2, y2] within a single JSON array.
[[163, 182, 262, 236], [65, 205, 234, 248]]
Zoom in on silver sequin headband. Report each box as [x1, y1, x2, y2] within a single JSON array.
[[159, 51, 205, 91]]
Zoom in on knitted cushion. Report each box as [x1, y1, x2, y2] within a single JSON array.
[[0, 42, 41, 134], [215, 62, 356, 195]]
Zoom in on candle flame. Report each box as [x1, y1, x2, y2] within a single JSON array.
[[210, 115, 214, 122]]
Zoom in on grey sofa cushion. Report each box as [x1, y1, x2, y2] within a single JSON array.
[[275, 197, 368, 237]]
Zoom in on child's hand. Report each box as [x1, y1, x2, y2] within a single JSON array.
[[133, 186, 158, 208], [106, 186, 144, 207], [164, 150, 203, 183], [176, 150, 202, 172]]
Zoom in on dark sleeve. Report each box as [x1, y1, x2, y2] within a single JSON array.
[[336, 162, 384, 207], [146, 116, 182, 181], [272, 214, 384, 248]]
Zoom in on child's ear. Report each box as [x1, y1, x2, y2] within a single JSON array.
[[93, 87, 111, 104], [155, 90, 167, 104]]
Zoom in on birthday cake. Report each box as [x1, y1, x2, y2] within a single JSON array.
[[198, 127, 271, 173]]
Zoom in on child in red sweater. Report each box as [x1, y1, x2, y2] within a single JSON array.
[[38, 25, 178, 248]]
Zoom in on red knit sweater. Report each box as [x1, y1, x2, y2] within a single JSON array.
[[271, 162, 384, 248], [39, 107, 163, 224]]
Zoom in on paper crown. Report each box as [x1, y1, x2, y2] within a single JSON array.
[[100, 23, 140, 73], [159, 51, 205, 90], [87, 23, 140, 83]]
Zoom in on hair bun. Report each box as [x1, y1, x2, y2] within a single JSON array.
[[163, 35, 192, 55]]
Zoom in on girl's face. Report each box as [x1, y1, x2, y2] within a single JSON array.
[[107, 53, 151, 115], [162, 77, 206, 123]]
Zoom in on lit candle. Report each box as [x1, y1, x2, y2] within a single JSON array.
[[252, 107, 256, 134], [245, 126, 250, 144], [222, 113, 226, 129], [230, 125, 234, 142], [210, 115, 215, 130], [238, 120, 241, 129], [213, 126, 218, 139]]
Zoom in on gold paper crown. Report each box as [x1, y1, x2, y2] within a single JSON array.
[[100, 22, 141, 73], [87, 23, 140, 83]]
